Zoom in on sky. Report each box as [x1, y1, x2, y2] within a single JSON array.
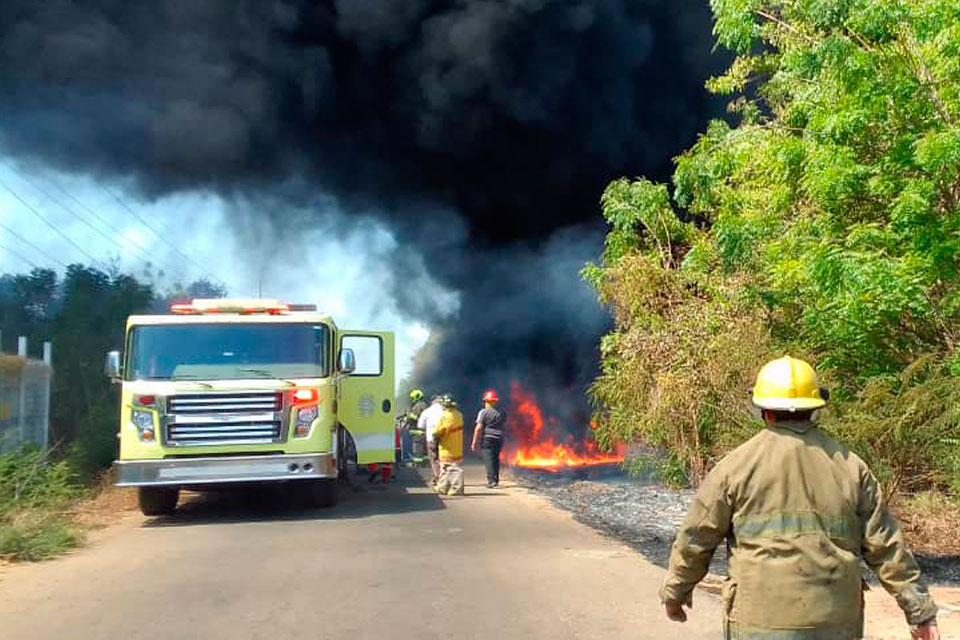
[[0, 156, 456, 382]]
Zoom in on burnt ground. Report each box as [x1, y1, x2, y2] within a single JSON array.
[[513, 465, 960, 587]]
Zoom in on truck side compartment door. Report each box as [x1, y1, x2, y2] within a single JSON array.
[[338, 331, 395, 464]]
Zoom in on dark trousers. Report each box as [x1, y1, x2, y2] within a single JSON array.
[[481, 439, 502, 485], [400, 429, 413, 463]]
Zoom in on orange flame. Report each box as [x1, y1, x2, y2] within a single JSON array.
[[506, 382, 625, 469]]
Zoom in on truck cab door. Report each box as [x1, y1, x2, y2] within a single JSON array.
[[338, 331, 395, 464]]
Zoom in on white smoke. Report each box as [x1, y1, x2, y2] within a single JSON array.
[[0, 159, 459, 382]]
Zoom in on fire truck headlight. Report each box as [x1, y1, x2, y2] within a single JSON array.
[[131, 410, 156, 442], [293, 406, 318, 438], [297, 406, 319, 424]]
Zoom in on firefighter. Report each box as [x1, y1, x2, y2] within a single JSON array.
[[434, 395, 464, 496], [661, 356, 939, 640], [471, 389, 506, 488], [418, 395, 445, 486], [408, 389, 427, 420], [401, 389, 428, 465]]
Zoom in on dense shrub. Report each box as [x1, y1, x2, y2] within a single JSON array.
[[586, 245, 772, 481], [588, 1, 960, 493]]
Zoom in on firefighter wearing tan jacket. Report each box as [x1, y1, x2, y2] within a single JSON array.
[[434, 395, 464, 496], [661, 356, 939, 640]]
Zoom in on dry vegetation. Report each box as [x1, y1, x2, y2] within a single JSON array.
[[895, 491, 960, 558]]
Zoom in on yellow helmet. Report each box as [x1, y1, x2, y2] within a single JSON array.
[[410, 389, 424, 401], [752, 356, 826, 411]]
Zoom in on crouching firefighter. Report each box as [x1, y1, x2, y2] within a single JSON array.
[[660, 356, 939, 640]]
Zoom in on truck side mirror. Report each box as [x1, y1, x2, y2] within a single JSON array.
[[338, 348, 356, 375], [105, 350, 122, 381]]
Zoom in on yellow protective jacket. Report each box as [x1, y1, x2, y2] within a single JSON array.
[[434, 407, 464, 463], [660, 420, 936, 639]]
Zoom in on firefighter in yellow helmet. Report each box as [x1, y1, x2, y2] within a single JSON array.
[[660, 356, 939, 640], [400, 389, 428, 466]]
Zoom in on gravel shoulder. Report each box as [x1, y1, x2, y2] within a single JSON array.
[[515, 468, 960, 585], [514, 471, 727, 575], [514, 467, 960, 638]]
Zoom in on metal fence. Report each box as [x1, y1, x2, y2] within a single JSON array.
[[0, 354, 52, 453]]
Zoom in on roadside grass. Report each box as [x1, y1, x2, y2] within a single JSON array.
[[0, 446, 88, 562], [622, 452, 689, 488], [0, 512, 85, 561]]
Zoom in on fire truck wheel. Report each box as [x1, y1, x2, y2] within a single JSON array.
[[301, 479, 339, 509], [138, 487, 179, 516]]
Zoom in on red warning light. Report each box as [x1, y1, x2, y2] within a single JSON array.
[[293, 388, 319, 405]]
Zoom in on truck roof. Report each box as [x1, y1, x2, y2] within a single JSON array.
[[127, 299, 335, 327], [127, 312, 335, 327]]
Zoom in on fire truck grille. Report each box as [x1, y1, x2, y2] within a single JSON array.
[[167, 392, 282, 414], [166, 392, 284, 446]]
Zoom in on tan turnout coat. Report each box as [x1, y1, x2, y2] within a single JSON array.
[[660, 420, 937, 639], [434, 406, 464, 463]]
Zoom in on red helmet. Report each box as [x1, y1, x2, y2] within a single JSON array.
[[482, 390, 499, 403]]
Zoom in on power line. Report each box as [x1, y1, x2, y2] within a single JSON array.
[[0, 177, 104, 267], [37, 171, 162, 258], [98, 182, 222, 283], [23, 135, 222, 284], [0, 222, 69, 268], [0, 240, 41, 270], [5, 164, 130, 251], [3, 162, 178, 273]]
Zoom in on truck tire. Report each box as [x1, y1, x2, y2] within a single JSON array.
[[138, 487, 179, 516], [301, 479, 338, 509], [337, 426, 357, 481]]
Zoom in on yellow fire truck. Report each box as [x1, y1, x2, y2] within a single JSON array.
[[105, 299, 396, 515]]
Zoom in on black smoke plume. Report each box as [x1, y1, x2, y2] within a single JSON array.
[[0, 1, 726, 430]]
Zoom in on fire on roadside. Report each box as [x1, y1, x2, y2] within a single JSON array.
[[505, 382, 625, 469]]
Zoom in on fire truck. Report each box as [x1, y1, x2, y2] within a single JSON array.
[[104, 298, 396, 516]]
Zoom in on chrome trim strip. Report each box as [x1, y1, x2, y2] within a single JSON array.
[[113, 453, 335, 486], [169, 412, 277, 424], [169, 403, 279, 412]]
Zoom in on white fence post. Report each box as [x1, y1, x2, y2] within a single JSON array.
[[17, 337, 27, 445], [41, 342, 53, 450]]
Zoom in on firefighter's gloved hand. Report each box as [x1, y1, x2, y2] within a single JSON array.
[[664, 600, 688, 623], [912, 620, 939, 640]]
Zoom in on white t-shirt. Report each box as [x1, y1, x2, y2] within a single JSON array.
[[418, 402, 444, 442]]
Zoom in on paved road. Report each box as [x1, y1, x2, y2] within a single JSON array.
[[0, 462, 722, 639]]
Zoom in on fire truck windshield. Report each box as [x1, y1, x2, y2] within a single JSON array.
[[126, 323, 328, 380]]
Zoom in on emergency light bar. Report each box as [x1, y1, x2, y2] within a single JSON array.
[[170, 299, 291, 315]]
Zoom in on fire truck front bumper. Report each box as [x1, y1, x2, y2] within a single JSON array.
[[113, 453, 337, 487]]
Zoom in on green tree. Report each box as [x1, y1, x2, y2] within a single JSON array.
[[52, 266, 155, 471], [0, 265, 226, 473], [0, 269, 58, 353], [588, 0, 960, 489], [151, 278, 227, 312]]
